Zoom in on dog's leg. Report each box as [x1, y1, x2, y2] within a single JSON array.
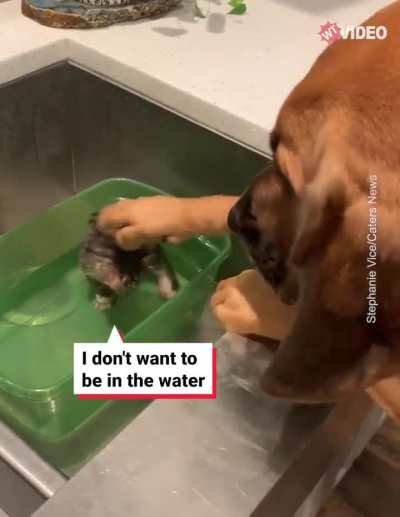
[[211, 269, 297, 340]]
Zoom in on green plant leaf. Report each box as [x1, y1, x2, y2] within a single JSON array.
[[228, 0, 243, 7], [229, 2, 246, 14]]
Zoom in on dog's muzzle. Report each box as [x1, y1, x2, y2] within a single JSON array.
[[228, 203, 287, 289]]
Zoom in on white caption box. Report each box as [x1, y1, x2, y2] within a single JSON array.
[[74, 327, 216, 399]]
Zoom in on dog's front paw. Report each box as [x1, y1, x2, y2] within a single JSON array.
[[210, 269, 296, 340], [211, 272, 261, 335]]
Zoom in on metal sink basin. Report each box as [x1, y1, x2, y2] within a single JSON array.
[[0, 62, 265, 516], [0, 62, 265, 276], [0, 64, 384, 517]]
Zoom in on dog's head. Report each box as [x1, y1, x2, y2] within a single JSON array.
[[229, 34, 400, 402], [228, 165, 299, 303]]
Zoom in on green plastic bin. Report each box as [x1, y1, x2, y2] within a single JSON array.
[[0, 179, 230, 476]]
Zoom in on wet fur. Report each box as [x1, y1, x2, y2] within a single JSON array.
[[80, 213, 177, 310]]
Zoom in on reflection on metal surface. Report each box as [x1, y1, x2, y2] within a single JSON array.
[[0, 420, 66, 498], [31, 332, 369, 517], [0, 63, 264, 234], [251, 395, 384, 517]]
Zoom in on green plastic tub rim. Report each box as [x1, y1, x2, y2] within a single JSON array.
[[0, 178, 231, 402]]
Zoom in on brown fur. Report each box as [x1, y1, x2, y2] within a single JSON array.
[[231, 1, 400, 403]]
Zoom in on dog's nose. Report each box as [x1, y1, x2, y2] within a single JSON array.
[[228, 204, 242, 234]]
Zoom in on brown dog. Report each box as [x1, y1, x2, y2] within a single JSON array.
[[229, 1, 400, 403]]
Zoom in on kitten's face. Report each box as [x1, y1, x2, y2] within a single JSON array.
[[80, 211, 178, 312], [82, 255, 132, 293], [80, 214, 135, 293]]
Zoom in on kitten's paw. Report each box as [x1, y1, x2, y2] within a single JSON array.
[[94, 294, 113, 311], [158, 275, 176, 299], [160, 287, 176, 300]]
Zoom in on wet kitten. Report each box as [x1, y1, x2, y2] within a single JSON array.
[[79, 212, 178, 310]]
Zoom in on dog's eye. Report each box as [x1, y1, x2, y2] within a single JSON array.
[[242, 226, 260, 242]]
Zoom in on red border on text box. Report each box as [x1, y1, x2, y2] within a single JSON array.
[[77, 347, 217, 400]]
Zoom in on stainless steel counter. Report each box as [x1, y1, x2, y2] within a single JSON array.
[[29, 333, 383, 517]]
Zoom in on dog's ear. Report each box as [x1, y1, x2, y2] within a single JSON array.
[[260, 169, 389, 402], [290, 178, 346, 267], [260, 284, 390, 403]]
